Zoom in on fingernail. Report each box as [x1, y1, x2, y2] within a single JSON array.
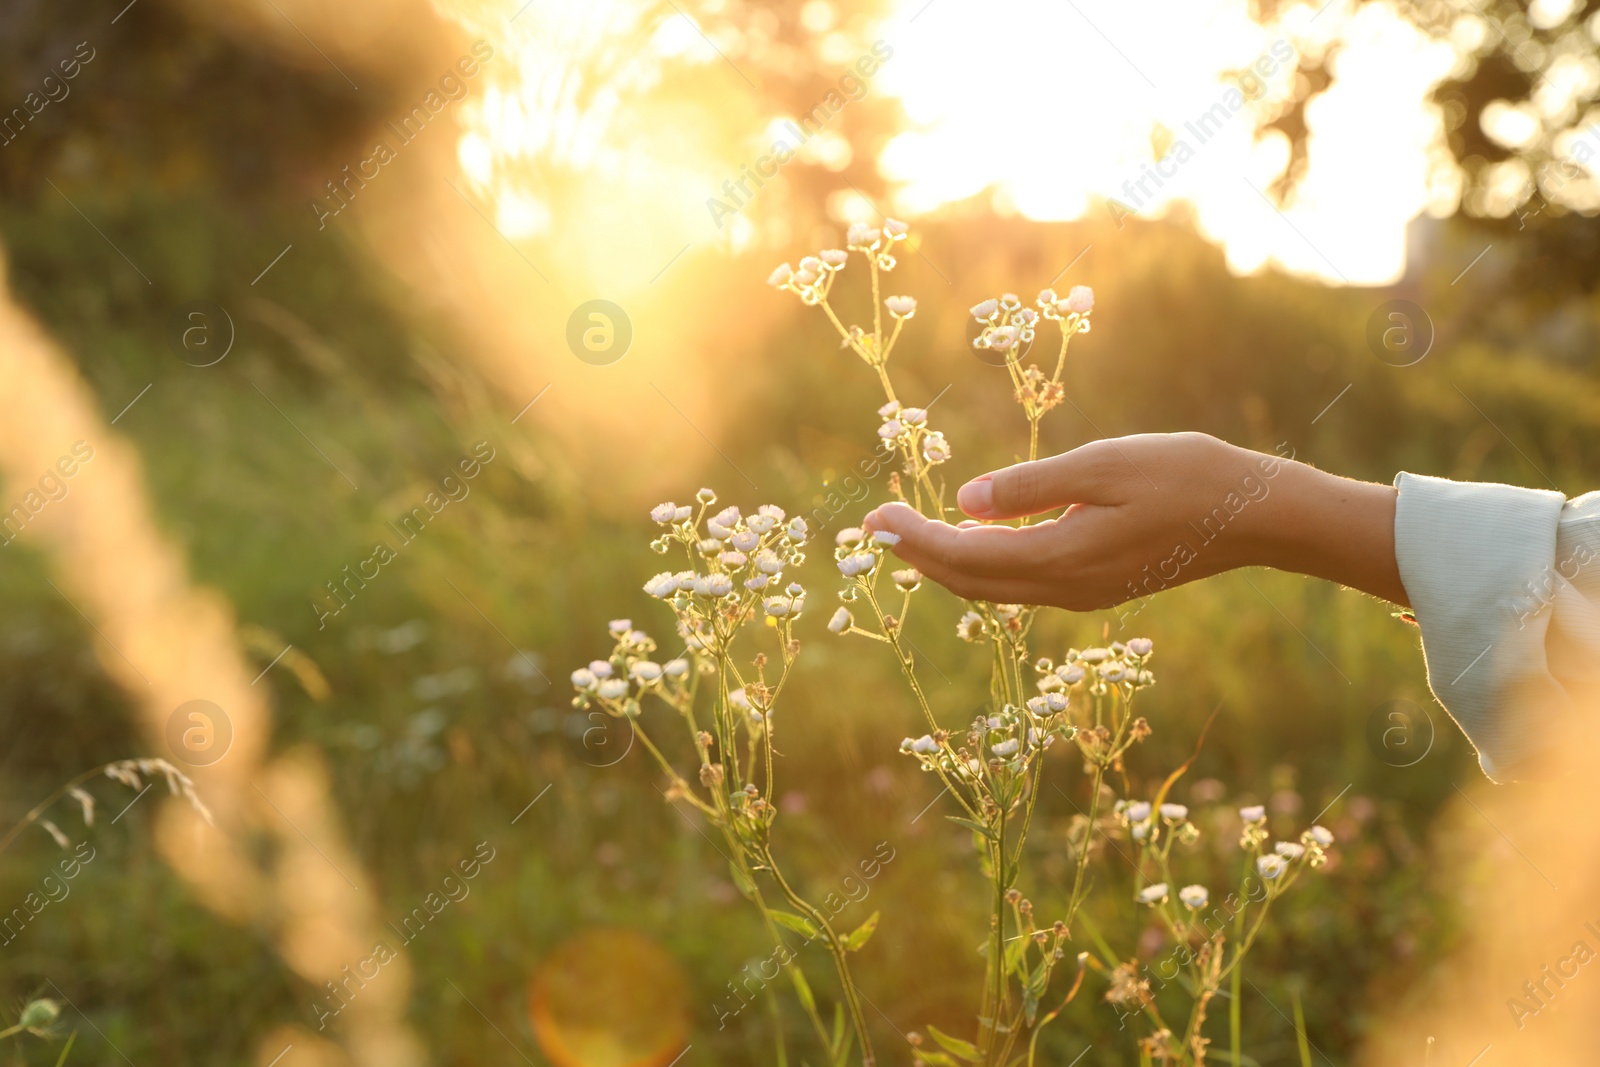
[[958, 476, 993, 516]]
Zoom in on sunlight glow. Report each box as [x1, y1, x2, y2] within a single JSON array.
[[875, 0, 1459, 285]]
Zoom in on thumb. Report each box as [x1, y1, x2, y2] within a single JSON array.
[[957, 442, 1125, 519]]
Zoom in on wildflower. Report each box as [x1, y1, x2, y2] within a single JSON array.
[[1056, 664, 1085, 685], [1307, 825, 1334, 846], [819, 248, 848, 268], [1042, 692, 1068, 712], [630, 662, 663, 683], [650, 502, 679, 523], [759, 504, 786, 521], [885, 295, 917, 318], [694, 574, 733, 597], [878, 419, 904, 439], [1079, 648, 1110, 663], [1159, 803, 1188, 821], [873, 530, 902, 547], [719, 551, 748, 569], [1105, 962, 1149, 1006], [1239, 805, 1267, 823], [754, 549, 784, 574], [991, 738, 1020, 757], [731, 529, 761, 552], [847, 222, 880, 247], [786, 517, 810, 542], [956, 611, 985, 642], [664, 659, 690, 678], [836, 527, 866, 546], [608, 619, 632, 635], [643, 572, 677, 598], [828, 607, 853, 633], [878, 399, 901, 418], [970, 298, 999, 320], [838, 552, 875, 577], [892, 568, 922, 592], [986, 325, 1018, 352], [903, 735, 939, 755], [767, 263, 794, 287], [1179, 884, 1209, 910], [729, 688, 752, 711], [697, 487, 717, 504], [899, 407, 927, 426], [570, 668, 598, 690], [589, 660, 614, 678], [764, 593, 805, 618], [1026, 696, 1051, 716], [1126, 801, 1152, 823], [1136, 883, 1169, 905], [597, 679, 629, 700], [1274, 841, 1306, 860], [883, 217, 908, 237], [922, 432, 952, 464], [1257, 854, 1287, 880], [1037, 288, 1058, 307], [1064, 285, 1094, 314]]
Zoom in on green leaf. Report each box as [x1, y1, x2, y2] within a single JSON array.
[[789, 965, 817, 1015], [842, 910, 880, 952], [945, 815, 998, 842], [769, 909, 820, 939], [926, 1024, 983, 1062], [913, 1051, 964, 1067]]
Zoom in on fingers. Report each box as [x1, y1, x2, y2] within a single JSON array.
[[864, 502, 1056, 580], [956, 439, 1130, 520]]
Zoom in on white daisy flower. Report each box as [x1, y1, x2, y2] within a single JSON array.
[[838, 552, 876, 577], [570, 669, 598, 690], [663, 659, 690, 678], [1274, 842, 1306, 860], [767, 263, 794, 287], [1257, 855, 1286, 880], [1127, 637, 1153, 656], [970, 298, 999, 320], [873, 530, 902, 547], [885, 295, 917, 317], [630, 662, 662, 683], [1065, 285, 1094, 314], [1179, 884, 1209, 910], [1160, 803, 1188, 821], [828, 607, 853, 633], [991, 738, 1020, 757], [1136, 883, 1169, 905], [597, 679, 629, 700], [650, 502, 678, 523], [588, 660, 614, 678], [1307, 825, 1334, 846], [643, 572, 679, 598], [1239, 805, 1267, 823]]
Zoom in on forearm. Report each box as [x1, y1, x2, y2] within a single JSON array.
[[1243, 454, 1409, 607]]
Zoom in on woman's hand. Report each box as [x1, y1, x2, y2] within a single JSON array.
[[862, 432, 1408, 611]]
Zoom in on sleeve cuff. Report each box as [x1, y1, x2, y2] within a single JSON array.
[[1393, 471, 1569, 780]]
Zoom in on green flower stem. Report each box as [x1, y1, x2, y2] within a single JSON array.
[[760, 847, 876, 1067]]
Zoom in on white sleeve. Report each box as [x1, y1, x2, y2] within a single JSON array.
[[1392, 472, 1599, 780]]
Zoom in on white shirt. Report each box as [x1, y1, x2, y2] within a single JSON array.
[[1395, 472, 1600, 779]]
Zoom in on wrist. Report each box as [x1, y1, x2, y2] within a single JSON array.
[[1254, 458, 1408, 605]]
